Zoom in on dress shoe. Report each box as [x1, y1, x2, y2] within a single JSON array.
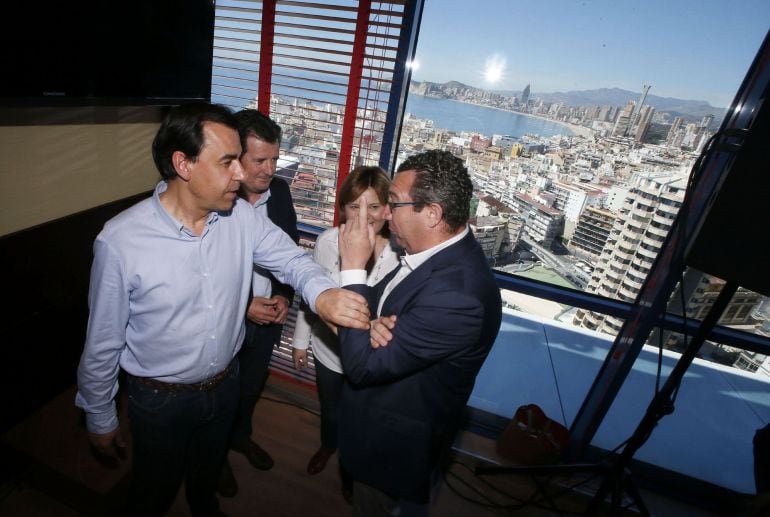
[[306, 447, 335, 475], [341, 467, 353, 504], [341, 479, 353, 504], [233, 439, 274, 471], [217, 459, 238, 498]]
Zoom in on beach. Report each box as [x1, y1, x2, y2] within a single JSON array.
[[447, 97, 595, 139]]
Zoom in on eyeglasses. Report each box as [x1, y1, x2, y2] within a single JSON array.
[[387, 201, 423, 211]]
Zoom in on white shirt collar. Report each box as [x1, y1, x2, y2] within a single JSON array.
[[251, 186, 272, 209], [401, 226, 469, 272]]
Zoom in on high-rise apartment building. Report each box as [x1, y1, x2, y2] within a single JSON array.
[[598, 105, 616, 123], [666, 116, 684, 145], [612, 100, 635, 137], [511, 193, 564, 248], [569, 206, 617, 259], [520, 84, 531, 107], [548, 181, 604, 239], [470, 216, 507, 260], [634, 105, 656, 143], [574, 172, 686, 334]]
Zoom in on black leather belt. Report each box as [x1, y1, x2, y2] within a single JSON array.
[[126, 360, 234, 393]]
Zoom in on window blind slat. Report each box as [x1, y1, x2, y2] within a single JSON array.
[[213, 0, 411, 379]]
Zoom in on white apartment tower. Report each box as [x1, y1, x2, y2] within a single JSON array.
[[574, 172, 686, 334]]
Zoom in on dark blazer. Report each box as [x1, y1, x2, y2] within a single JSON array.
[[248, 177, 299, 344], [337, 231, 503, 502], [264, 177, 300, 301]]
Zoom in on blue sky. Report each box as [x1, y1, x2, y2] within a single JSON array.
[[409, 0, 770, 107]]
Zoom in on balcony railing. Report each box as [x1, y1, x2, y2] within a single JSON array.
[[272, 224, 770, 503]]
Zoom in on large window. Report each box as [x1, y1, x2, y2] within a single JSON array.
[[398, 0, 770, 358], [398, 3, 770, 496]]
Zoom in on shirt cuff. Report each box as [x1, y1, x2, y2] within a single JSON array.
[[340, 269, 366, 286], [84, 404, 119, 434]]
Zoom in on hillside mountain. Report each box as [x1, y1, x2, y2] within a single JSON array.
[[443, 80, 473, 89]]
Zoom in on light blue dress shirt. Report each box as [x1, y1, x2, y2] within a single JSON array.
[[249, 187, 272, 297], [76, 181, 335, 434]]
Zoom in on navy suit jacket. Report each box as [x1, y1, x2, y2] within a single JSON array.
[[338, 231, 502, 502], [264, 177, 300, 300], [247, 177, 299, 345]]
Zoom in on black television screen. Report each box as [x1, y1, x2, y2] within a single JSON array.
[[0, 0, 214, 106]]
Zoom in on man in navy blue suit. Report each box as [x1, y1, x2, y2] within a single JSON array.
[[218, 109, 300, 496], [337, 150, 503, 516]]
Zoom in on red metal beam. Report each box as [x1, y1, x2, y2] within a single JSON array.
[[334, 0, 371, 226], [258, 0, 277, 115]]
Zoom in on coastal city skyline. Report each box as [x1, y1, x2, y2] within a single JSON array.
[[211, 1, 770, 374], [409, 0, 770, 108]]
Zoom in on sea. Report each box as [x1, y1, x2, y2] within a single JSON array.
[[404, 94, 574, 139]]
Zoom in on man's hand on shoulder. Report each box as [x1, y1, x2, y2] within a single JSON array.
[[316, 288, 370, 330]]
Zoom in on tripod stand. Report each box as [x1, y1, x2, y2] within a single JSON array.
[[476, 280, 738, 515]]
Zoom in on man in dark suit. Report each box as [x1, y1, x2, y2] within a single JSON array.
[[218, 109, 299, 496], [337, 150, 503, 516]]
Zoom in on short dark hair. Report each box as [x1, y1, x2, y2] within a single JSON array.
[[337, 166, 391, 226], [234, 109, 282, 156], [396, 150, 472, 230], [152, 103, 239, 180]]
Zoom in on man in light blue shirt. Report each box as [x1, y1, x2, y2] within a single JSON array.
[[75, 103, 370, 517]]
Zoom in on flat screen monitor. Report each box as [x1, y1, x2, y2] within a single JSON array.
[[0, 0, 214, 106]]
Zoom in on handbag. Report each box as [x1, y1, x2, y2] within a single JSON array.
[[495, 404, 570, 465]]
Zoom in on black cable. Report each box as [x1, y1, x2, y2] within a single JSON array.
[[446, 460, 547, 511], [443, 466, 529, 510], [543, 327, 569, 427], [453, 459, 600, 515], [670, 275, 690, 405], [656, 323, 664, 396]]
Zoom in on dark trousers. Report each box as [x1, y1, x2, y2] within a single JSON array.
[[316, 359, 344, 450], [229, 320, 280, 448], [125, 362, 239, 517]]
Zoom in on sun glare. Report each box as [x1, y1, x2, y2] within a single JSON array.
[[483, 54, 506, 84]]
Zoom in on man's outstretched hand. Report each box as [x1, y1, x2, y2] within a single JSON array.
[[316, 288, 370, 330]]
